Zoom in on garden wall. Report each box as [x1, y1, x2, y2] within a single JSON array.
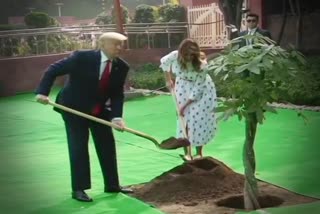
[[1, 48, 221, 97]]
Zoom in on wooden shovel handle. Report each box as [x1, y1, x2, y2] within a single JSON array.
[[170, 90, 188, 139], [48, 101, 160, 146]]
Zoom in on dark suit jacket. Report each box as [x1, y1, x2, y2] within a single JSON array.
[[35, 50, 129, 119], [239, 27, 271, 38], [238, 27, 272, 47]]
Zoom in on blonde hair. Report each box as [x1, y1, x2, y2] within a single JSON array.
[[98, 32, 127, 47], [178, 39, 201, 71]]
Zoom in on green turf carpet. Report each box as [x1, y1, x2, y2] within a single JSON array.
[[237, 201, 320, 214], [0, 89, 320, 213]]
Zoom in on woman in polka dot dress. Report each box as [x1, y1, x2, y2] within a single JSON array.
[[160, 39, 217, 161]]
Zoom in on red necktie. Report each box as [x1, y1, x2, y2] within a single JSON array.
[[92, 60, 111, 116]]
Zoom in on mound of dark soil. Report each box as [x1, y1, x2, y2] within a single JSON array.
[[131, 157, 317, 214]]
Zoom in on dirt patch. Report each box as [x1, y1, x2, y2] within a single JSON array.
[[216, 194, 284, 209], [131, 157, 318, 214]]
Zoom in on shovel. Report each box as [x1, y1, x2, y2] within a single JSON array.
[[170, 89, 193, 160], [47, 101, 190, 150]]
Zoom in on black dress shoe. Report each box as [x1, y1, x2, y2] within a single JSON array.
[[72, 190, 93, 202], [105, 187, 134, 194]]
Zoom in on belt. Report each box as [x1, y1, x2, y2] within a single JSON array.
[[179, 77, 193, 82]]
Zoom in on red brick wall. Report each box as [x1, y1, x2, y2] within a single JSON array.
[[192, 0, 217, 6], [0, 54, 69, 97]]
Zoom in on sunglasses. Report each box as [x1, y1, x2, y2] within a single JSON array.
[[247, 19, 257, 23]]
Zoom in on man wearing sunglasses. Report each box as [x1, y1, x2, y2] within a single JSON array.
[[239, 13, 271, 46]]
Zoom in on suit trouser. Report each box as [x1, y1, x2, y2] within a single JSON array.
[[61, 110, 120, 191]]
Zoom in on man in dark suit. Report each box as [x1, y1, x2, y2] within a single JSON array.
[[35, 32, 133, 202], [239, 13, 272, 46], [237, 13, 272, 79]]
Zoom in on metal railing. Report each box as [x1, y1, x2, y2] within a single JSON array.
[[0, 23, 188, 58]]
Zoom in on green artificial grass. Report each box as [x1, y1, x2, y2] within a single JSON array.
[[1, 89, 319, 213]]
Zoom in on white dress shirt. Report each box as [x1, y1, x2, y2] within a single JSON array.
[[248, 27, 257, 35], [99, 51, 122, 122], [247, 27, 257, 45], [100, 50, 112, 79]]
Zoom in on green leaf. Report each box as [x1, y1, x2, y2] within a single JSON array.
[[296, 52, 306, 65], [235, 64, 249, 73], [208, 64, 219, 70], [224, 108, 236, 120], [214, 65, 224, 75], [248, 65, 261, 74], [223, 73, 229, 81], [232, 44, 240, 51], [214, 106, 229, 113], [262, 57, 273, 70]]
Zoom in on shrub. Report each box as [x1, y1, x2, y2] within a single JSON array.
[[128, 63, 166, 90], [95, 5, 131, 24], [0, 37, 19, 56], [281, 56, 320, 105], [158, 4, 186, 22], [24, 12, 53, 28], [134, 4, 157, 23], [95, 12, 113, 24], [17, 39, 32, 56]]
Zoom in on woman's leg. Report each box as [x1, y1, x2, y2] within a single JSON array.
[[181, 146, 192, 161], [195, 146, 203, 158], [183, 124, 192, 160], [183, 146, 192, 156]]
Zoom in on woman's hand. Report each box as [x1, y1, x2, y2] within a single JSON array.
[[166, 79, 175, 90], [179, 99, 194, 117], [179, 105, 187, 117], [165, 69, 175, 90]]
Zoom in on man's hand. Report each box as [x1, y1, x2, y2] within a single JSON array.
[[111, 118, 125, 132], [36, 94, 50, 105]]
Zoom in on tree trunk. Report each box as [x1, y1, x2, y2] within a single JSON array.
[[288, 0, 296, 15], [243, 113, 260, 210], [295, 0, 302, 49], [235, 0, 244, 32], [113, 0, 124, 34], [219, 0, 234, 25], [277, 0, 288, 45], [218, 0, 244, 39]]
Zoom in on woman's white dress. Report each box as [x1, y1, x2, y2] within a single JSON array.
[[160, 50, 217, 146]]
